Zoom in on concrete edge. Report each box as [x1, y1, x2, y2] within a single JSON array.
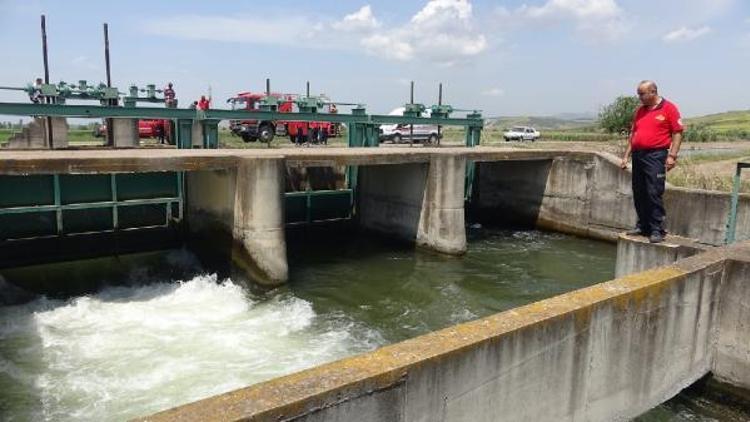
[[136, 245, 738, 422]]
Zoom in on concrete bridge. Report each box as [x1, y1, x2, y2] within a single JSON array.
[[2, 146, 746, 284], [2, 146, 749, 420]]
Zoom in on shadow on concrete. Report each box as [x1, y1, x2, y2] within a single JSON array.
[[469, 160, 553, 228]]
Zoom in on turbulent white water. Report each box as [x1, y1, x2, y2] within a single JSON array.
[[0, 274, 383, 421]]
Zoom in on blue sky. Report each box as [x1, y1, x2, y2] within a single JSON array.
[[0, 0, 748, 118]]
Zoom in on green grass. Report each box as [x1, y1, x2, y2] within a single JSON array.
[[485, 116, 594, 131], [685, 110, 750, 133], [667, 150, 750, 192]]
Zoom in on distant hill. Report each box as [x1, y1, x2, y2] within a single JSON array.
[[685, 110, 750, 132], [485, 115, 595, 130], [485, 110, 750, 133]]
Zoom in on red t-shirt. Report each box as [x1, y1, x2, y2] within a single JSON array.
[[197, 98, 210, 110], [631, 98, 684, 150]]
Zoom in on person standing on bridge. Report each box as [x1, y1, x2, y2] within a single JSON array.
[[197, 95, 211, 111], [620, 80, 684, 244], [164, 82, 176, 108]]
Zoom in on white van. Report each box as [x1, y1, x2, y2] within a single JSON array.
[[379, 107, 441, 144]]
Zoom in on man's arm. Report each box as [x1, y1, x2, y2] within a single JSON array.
[[621, 127, 634, 169], [666, 132, 683, 171]]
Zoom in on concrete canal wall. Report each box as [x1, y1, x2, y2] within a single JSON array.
[[358, 156, 467, 255], [473, 153, 750, 245], [141, 242, 750, 422]]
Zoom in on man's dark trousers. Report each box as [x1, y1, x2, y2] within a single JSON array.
[[632, 148, 668, 235]]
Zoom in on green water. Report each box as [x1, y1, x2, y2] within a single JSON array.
[[284, 225, 616, 342]]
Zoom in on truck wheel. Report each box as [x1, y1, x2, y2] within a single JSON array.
[[393, 133, 402, 144], [504, 137, 510, 142], [259, 125, 275, 143], [427, 134, 438, 145]]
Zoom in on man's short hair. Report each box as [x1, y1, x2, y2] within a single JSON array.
[[638, 80, 658, 93]]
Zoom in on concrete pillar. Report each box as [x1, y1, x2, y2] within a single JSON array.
[[185, 158, 288, 286], [112, 119, 139, 147], [6, 117, 67, 149], [191, 121, 204, 148], [417, 155, 467, 255], [46, 117, 69, 149], [714, 253, 750, 390], [614, 234, 706, 277], [357, 159, 467, 255], [231, 158, 288, 285]]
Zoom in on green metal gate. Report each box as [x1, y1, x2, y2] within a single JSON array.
[[285, 189, 354, 226], [0, 172, 183, 241]]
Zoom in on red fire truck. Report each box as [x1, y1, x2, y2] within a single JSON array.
[[94, 119, 172, 143], [227, 92, 339, 143]]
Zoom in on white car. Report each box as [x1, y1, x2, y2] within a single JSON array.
[[379, 107, 441, 144], [503, 126, 540, 142]]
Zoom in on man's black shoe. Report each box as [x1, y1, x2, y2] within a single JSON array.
[[649, 232, 664, 243], [625, 228, 644, 236]]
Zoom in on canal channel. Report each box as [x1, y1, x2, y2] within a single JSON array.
[[0, 225, 747, 420]]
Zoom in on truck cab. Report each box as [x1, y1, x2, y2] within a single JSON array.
[[227, 92, 291, 143]]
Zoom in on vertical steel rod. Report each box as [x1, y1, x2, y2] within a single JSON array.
[[725, 164, 744, 244], [104, 23, 112, 87], [41, 15, 53, 148], [437, 83, 443, 145], [104, 23, 114, 147], [266, 78, 270, 96], [306, 81, 310, 97], [409, 81, 414, 145]]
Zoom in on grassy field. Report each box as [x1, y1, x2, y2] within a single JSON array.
[[667, 150, 750, 193], [685, 110, 750, 133]]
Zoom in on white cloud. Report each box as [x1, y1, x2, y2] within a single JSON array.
[[662, 26, 711, 43], [142, 15, 316, 46], [482, 88, 505, 97], [332, 5, 380, 31], [522, 0, 621, 19], [142, 3, 487, 65], [516, 0, 629, 41], [361, 0, 487, 65], [361, 34, 414, 61]]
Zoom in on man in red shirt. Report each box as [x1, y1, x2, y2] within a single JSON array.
[[163, 82, 176, 108], [620, 80, 684, 243], [197, 95, 211, 111]]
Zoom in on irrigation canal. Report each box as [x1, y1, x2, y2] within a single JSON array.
[[1, 226, 746, 420]]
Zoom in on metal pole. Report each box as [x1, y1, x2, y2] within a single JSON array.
[[266, 78, 270, 96], [437, 83, 442, 146], [41, 15, 53, 148], [409, 81, 414, 146], [725, 163, 746, 244], [104, 23, 112, 87], [306, 81, 310, 97], [104, 23, 114, 147]]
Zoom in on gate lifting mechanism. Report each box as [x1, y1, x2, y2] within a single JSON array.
[[0, 79, 484, 150]]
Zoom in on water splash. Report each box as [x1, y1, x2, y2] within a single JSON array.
[[0, 274, 380, 421]]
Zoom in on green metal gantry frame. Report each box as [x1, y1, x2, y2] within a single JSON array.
[[0, 101, 483, 150], [0, 100, 483, 229], [725, 162, 750, 244]]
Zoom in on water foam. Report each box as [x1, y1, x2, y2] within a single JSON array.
[[0, 274, 380, 421]]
